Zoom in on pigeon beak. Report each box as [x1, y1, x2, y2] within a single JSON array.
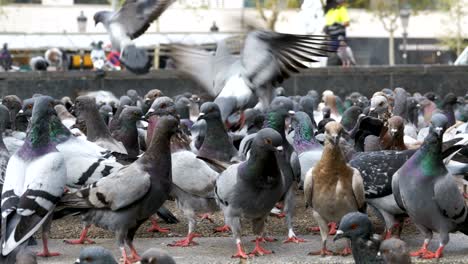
[[145, 108, 155, 118], [108, 111, 113, 116], [390, 128, 398, 136], [333, 230, 345, 242], [435, 127, 443, 137], [197, 112, 206, 121], [18, 109, 24, 114], [74, 258, 80, 264], [276, 146, 283, 152], [288, 110, 295, 116]]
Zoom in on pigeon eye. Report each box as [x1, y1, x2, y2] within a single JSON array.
[[264, 138, 272, 145], [27, 104, 33, 109], [351, 223, 358, 229], [160, 103, 166, 109], [85, 257, 93, 262]]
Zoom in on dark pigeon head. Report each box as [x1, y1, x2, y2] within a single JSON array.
[[147, 96, 176, 117], [270, 96, 294, 114], [31, 96, 56, 123], [291, 111, 314, 134], [443, 93, 458, 107], [299, 96, 317, 113], [430, 113, 448, 138], [140, 248, 176, 264], [175, 97, 191, 120], [61, 96, 74, 111], [74, 95, 97, 118], [155, 115, 180, 137], [334, 212, 373, 242], [119, 95, 133, 107], [20, 98, 36, 118], [2, 95, 22, 113], [99, 104, 113, 123], [75, 246, 117, 264], [198, 102, 221, 121], [243, 108, 264, 134], [93, 11, 113, 26], [388, 116, 404, 137], [275, 87, 286, 97], [424, 92, 438, 102], [253, 127, 283, 152], [322, 106, 331, 119], [120, 106, 144, 123], [341, 106, 363, 131], [126, 89, 140, 103]]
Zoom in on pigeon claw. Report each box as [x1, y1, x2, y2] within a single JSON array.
[[308, 248, 335, 257], [168, 233, 201, 247], [252, 237, 277, 243], [199, 213, 215, 223], [147, 218, 170, 233], [249, 238, 274, 256], [463, 192, 468, 199], [420, 246, 444, 259], [309, 222, 337, 235], [231, 243, 249, 259], [283, 236, 306, 244], [410, 242, 429, 257], [37, 251, 61, 257], [273, 212, 286, 219], [340, 247, 352, 256], [63, 238, 96, 245], [214, 225, 231, 233]]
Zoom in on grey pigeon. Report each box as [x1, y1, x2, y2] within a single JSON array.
[[171, 31, 332, 122], [99, 104, 114, 126], [56, 115, 179, 263], [75, 246, 117, 264], [16, 248, 37, 264], [393, 113, 468, 259], [94, 0, 176, 74], [1, 96, 67, 257], [109, 96, 133, 133], [2, 95, 22, 131], [336, 37, 356, 67], [140, 248, 176, 264], [74, 95, 127, 154], [167, 150, 219, 247], [111, 106, 144, 158], [379, 238, 412, 264], [215, 128, 284, 258], [196, 102, 238, 163]]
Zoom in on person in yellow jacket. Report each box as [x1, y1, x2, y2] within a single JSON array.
[[323, 0, 350, 64]]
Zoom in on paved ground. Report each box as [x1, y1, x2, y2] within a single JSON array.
[[34, 233, 468, 264]]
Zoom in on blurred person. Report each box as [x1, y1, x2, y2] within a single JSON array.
[[323, 0, 350, 66], [0, 43, 13, 71], [106, 44, 121, 69], [45, 48, 63, 71], [30, 56, 49, 71], [90, 41, 107, 71]]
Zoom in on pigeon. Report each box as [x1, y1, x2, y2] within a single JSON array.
[[215, 128, 284, 259], [382, 116, 407, 150], [2, 95, 22, 131], [1, 96, 67, 257], [74, 95, 128, 154], [171, 31, 332, 123], [56, 115, 179, 264], [142, 89, 164, 114], [441, 93, 458, 127], [299, 96, 318, 130], [196, 102, 238, 163], [334, 212, 411, 264], [333, 212, 382, 263], [111, 106, 144, 158], [369, 95, 391, 121], [94, 0, 176, 74], [336, 36, 356, 67], [109, 96, 133, 133], [167, 150, 219, 247], [379, 238, 412, 264], [290, 111, 323, 186], [140, 248, 176, 264], [340, 106, 363, 132], [74, 246, 117, 264], [98, 104, 114, 126], [304, 121, 366, 256], [392, 113, 468, 259]]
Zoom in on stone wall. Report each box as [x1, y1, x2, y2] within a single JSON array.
[[0, 65, 467, 100]]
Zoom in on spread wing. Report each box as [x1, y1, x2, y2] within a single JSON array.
[[241, 30, 333, 88], [112, 0, 176, 39], [170, 41, 239, 97]]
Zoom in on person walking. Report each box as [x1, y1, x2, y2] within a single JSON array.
[[0, 43, 13, 71]]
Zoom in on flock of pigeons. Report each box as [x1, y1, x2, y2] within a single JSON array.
[[0, 0, 467, 264], [0, 84, 466, 264]]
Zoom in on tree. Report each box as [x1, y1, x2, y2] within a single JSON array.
[[438, 0, 467, 55], [352, 0, 440, 65], [254, 0, 301, 31]]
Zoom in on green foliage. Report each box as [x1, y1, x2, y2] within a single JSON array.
[[348, 0, 449, 11]]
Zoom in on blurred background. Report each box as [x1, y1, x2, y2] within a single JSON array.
[[0, 0, 467, 71]]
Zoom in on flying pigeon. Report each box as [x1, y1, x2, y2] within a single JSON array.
[[392, 113, 468, 259], [94, 0, 176, 74], [304, 121, 366, 256], [215, 128, 284, 259], [171, 31, 332, 124], [140, 248, 176, 264], [55, 115, 179, 264], [74, 246, 117, 264], [1, 96, 67, 257]]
